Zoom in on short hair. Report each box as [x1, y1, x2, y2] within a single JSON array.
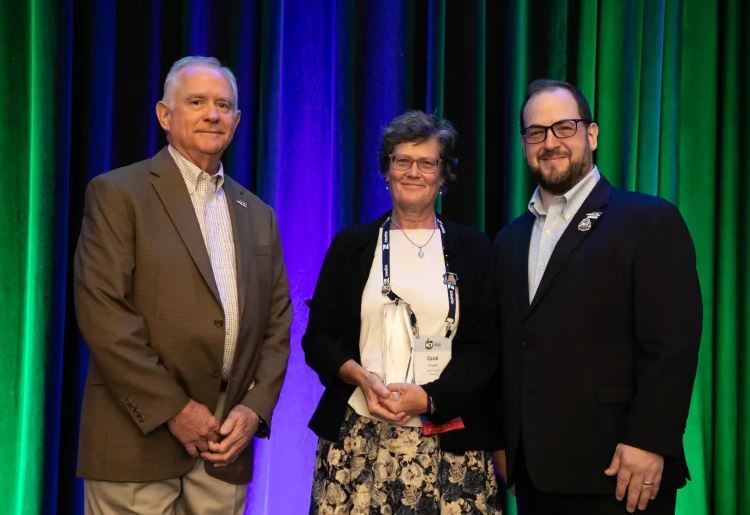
[[378, 111, 458, 182], [519, 79, 593, 128], [162, 56, 239, 111]]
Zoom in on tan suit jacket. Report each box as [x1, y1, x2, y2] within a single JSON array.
[[74, 147, 291, 484]]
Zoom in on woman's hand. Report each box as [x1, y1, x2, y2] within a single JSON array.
[[361, 372, 410, 422], [382, 383, 429, 419], [338, 360, 407, 422]]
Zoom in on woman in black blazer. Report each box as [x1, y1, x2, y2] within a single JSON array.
[[303, 111, 502, 514]]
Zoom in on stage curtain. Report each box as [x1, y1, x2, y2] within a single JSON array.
[[0, 1, 746, 513]]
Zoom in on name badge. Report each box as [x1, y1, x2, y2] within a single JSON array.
[[413, 336, 452, 385]]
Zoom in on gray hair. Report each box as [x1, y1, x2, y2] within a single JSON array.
[[378, 111, 458, 182], [162, 56, 239, 110]]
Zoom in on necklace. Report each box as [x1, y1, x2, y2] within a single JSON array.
[[391, 216, 437, 258]]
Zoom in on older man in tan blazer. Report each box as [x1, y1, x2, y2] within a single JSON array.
[[74, 56, 291, 514]]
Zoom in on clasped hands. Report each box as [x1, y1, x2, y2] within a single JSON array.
[[167, 399, 260, 467], [360, 371, 429, 423]]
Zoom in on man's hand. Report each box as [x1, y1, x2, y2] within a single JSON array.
[[604, 443, 664, 513], [201, 405, 260, 467], [167, 399, 220, 457], [381, 383, 428, 420]]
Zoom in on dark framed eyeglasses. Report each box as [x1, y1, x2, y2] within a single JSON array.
[[520, 119, 592, 144], [389, 154, 442, 174]]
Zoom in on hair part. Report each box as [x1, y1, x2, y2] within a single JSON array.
[[162, 56, 239, 111], [520, 79, 593, 128], [378, 110, 458, 182]]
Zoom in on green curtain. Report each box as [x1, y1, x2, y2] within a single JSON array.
[[0, 1, 60, 514]]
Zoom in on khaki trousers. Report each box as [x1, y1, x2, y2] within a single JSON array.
[[85, 393, 248, 515]]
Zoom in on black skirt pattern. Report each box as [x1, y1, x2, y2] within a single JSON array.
[[310, 408, 501, 514]]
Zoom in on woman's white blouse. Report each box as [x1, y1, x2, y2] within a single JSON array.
[[348, 227, 460, 426]]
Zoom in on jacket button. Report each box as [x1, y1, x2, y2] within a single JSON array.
[[521, 340, 527, 347], [214, 319, 224, 328]]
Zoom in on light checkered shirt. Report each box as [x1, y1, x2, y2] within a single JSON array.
[[169, 145, 239, 379], [527, 166, 600, 302]]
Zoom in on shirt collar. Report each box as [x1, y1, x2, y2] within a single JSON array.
[[528, 165, 600, 221], [168, 145, 225, 193]]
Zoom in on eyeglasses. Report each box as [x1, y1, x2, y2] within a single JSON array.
[[520, 119, 592, 144], [389, 154, 442, 174]]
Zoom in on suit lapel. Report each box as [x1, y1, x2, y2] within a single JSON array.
[[223, 178, 253, 321], [528, 177, 612, 313], [513, 213, 534, 318], [149, 148, 221, 304]]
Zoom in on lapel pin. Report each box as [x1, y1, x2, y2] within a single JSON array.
[[236, 199, 248, 208], [578, 211, 603, 232]]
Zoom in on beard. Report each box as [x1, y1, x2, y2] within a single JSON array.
[[528, 141, 593, 195]]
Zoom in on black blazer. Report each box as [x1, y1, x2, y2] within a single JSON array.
[[493, 176, 702, 494], [303, 213, 501, 452]]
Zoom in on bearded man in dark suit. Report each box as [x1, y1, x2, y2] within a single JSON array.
[[493, 79, 701, 515]]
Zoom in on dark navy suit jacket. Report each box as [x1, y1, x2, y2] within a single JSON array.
[[493, 175, 702, 494]]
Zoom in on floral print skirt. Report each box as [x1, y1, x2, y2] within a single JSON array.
[[310, 408, 501, 514]]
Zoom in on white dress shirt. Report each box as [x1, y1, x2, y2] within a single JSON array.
[[527, 166, 600, 302], [169, 145, 239, 380]]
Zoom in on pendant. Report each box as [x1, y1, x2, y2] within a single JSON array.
[[418, 247, 425, 258]]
